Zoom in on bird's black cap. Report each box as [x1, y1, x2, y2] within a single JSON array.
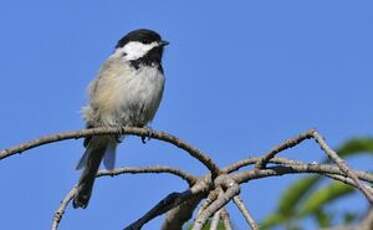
[[115, 29, 163, 48]]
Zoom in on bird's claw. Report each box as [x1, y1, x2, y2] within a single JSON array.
[[141, 127, 154, 144], [115, 135, 123, 143]]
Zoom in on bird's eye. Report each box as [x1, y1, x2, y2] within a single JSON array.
[[122, 52, 127, 56]]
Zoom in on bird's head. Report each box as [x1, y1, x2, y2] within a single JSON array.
[[114, 29, 169, 62]]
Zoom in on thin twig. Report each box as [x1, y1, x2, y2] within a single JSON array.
[[124, 178, 209, 230], [2, 127, 372, 229], [255, 129, 314, 169], [161, 193, 205, 230], [233, 195, 259, 230], [324, 174, 373, 194], [124, 191, 191, 230], [203, 187, 224, 230], [97, 166, 197, 186], [233, 165, 373, 188], [51, 165, 198, 230], [0, 127, 221, 177], [311, 130, 373, 204], [225, 156, 303, 173], [229, 160, 373, 184], [220, 208, 233, 230], [248, 128, 373, 203], [209, 208, 222, 230], [192, 175, 240, 230], [51, 186, 77, 230], [195, 187, 220, 218]]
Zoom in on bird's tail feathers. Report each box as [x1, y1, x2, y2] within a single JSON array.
[[103, 140, 117, 170], [75, 137, 118, 171], [73, 135, 117, 209]]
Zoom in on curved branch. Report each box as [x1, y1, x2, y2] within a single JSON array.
[[161, 193, 205, 230], [0, 127, 221, 177], [255, 129, 314, 169], [209, 208, 222, 230], [195, 187, 222, 230], [225, 159, 373, 183], [124, 178, 209, 230], [51, 165, 197, 230], [233, 165, 373, 188], [96, 166, 197, 186], [220, 209, 232, 230], [3, 127, 372, 229], [311, 129, 373, 204], [324, 174, 373, 194], [124, 191, 190, 230], [224, 156, 303, 173], [243, 128, 372, 203], [195, 187, 220, 218], [51, 186, 77, 230]]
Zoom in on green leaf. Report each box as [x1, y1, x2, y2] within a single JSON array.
[[300, 182, 354, 215], [337, 137, 373, 158], [260, 214, 287, 229], [261, 176, 321, 228], [260, 137, 373, 229], [202, 220, 225, 230], [314, 208, 332, 227], [343, 212, 358, 224], [277, 175, 321, 216]]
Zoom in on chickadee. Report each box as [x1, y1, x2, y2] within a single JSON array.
[[73, 29, 168, 209]]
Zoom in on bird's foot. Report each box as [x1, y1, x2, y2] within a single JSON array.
[[115, 135, 123, 143], [141, 126, 154, 144]]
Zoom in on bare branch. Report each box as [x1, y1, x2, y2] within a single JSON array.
[[192, 175, 240, 230], [3, 127, 372, 229], [0, 127, 221, 177], [224, 156, 303, 173], [51, 186, 77, 230], [51, 165, 198, 230], [195, 186, 220, 218], [96, 166, 197, 186], [255, 129, 314, 169], [231, 160, 373, 184], [233, 195, 259, 230], [233, 165, 373, 189], [124, 177, 210, 230], [324, 174, 373, 195], [51, 152, 373, 229], [310, 130, 373, 204], [251, 128, 373, 203], [220, 209, 233, 230], [161, 192, 205, 230], [124, 191, 191, 230], [198, 187, 224, 230], [209, 208, 222, 230]]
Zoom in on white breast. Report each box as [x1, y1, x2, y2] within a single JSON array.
[[84, 60, 165, 127], [116, 66, 165, 126]]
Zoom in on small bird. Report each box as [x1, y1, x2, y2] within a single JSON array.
[[73, 29, 168, 209]]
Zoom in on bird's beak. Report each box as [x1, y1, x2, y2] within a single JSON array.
[[160, 40, 170, 46]]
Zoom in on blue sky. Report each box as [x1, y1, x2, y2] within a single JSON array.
[[0, 1, 372, 229]]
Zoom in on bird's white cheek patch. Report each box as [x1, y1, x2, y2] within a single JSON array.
[[117, 41, 158, 61]]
